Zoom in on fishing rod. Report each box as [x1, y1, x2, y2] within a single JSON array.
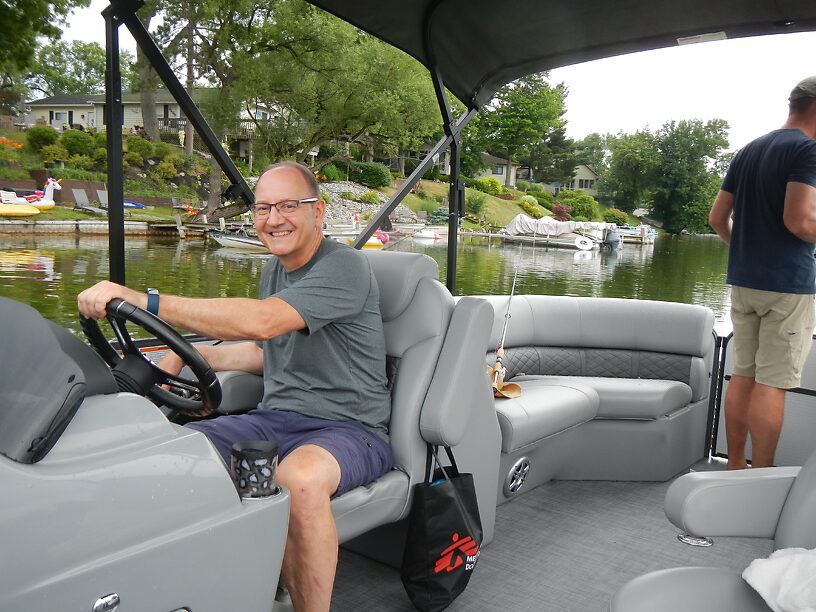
[[488, 235, 531, 399]]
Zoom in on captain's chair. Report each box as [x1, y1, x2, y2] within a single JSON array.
[[216, 251, 500, 547], [610, 448, 816, 612]]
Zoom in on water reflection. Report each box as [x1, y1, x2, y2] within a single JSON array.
[[0, 233, 732, 334]]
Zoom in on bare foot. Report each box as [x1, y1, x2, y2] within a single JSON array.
[[727, 461, 748, 470]]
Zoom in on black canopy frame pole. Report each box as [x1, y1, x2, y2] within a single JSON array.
[[108, 0, 255, 207], [424, 0, 464, 292], [103, 4, 126, 284], [353, 0, 476, 293], [102, 0, 256, 285], [349, 108, 476, 257]]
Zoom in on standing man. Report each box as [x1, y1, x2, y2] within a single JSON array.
[[78, 162, 393, 611], [709, 76, 816, 469]]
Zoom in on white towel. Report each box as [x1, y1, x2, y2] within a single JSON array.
[[743, 547, 816, 612]]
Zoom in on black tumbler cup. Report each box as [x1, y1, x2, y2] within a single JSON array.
[[230, 440, 279, 498]]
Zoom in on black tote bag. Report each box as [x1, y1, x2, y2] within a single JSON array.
[[401, 445, 483, 612]]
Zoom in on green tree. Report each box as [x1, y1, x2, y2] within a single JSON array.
[[480, 73, 568, 187], [0, 0, 90, 72], [600, 130, 658, 212], [25, 41, 137, 96], [650, 119, 729, 234], [575, 132, 609, 172], [152, 0, 440, 172], [521, 126, 578, 185]]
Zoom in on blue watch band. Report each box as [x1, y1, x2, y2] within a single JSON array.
[[146, 288, 159, 315]]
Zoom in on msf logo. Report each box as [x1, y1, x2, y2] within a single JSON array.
[[434, 532, 480, 574]]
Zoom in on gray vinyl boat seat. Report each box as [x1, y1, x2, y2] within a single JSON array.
[[216, 250, 502, 547], [610, 447, 816, 612], [479, 295, 715, 501]]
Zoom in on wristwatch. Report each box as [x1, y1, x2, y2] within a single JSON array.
[[146, 288, 159, 316]]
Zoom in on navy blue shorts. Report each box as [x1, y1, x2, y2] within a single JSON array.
[[185, 409, 393, 497]]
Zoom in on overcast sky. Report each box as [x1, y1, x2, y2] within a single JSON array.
[[63, 1, 816, 152]]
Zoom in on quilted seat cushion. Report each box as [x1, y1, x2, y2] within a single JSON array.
[[514, 375, 692, 419], [495, 380, 599, 453]]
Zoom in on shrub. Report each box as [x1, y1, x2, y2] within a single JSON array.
[[66, 154, 95, 170], [0, 137, 22, 164], [520, 194, 538, 206], [359, 191, 381, 205], [556, 190, 600, 220], [428, 205, 449, 224], [415, 187, 428, 199], [518, 199, 544, 219], [473, 176, 503, 196], [516, 179, 532, 192], [463, 176, 478, 189], [155, 158, 177, 179], [0, 167, 29, 179], [92, 131, 107, 149], [551, 202, 572, 221], [321, 191, 331, 204], [125, 134, 153, 158], [152, 141, 174, 159], [352, 161, 391, 188], [415, 197, 439, 213], [163, 153, 184, 170], [465, 191, 487, 216], [603, 207, 629, 225], [40, 143, 69, 162], [92, 147, 108, 167], [26, 125, 59, 151], [320, 163, 344, 182], [51, 168, 107, 181], [529, 190, 554, 209], [60, 129, 95, 156], [572, 215, 589, 222], [123, 151, 143, 167], [339, 191, 355, 200]]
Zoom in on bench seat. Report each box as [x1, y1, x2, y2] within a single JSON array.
[[481, 294, 715, 500], [496, 380, 598, 453], [513, 375, 692, 420]]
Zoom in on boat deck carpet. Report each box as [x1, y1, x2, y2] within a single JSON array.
[[332, 461, 772, 611]]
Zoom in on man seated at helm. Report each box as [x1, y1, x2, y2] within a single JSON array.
[[77, 161, 392, 612]]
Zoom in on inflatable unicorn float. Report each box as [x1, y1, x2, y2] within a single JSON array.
[[0, 178, 62, 211]]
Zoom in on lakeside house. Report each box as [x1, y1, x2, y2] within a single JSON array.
[[539, 163, 600, 197], [472, 152, 524, 188]]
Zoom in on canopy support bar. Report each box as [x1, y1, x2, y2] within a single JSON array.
[[103, 4, 125, 284], [350, 108, 476, 264], [354, 0, 475, 292]]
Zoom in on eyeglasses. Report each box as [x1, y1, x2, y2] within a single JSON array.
[[251, 197, 319, 217]]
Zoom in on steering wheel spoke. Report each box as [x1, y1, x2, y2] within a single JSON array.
[[80, 299, 221, 415]]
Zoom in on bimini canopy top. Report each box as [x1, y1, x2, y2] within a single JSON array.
[[307, 0, 816, 108]]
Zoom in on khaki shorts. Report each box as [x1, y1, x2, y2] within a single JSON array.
[[730, 286, 815, 389]]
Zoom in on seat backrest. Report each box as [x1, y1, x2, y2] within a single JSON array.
[[72, 188, 90, 206], [362, 251, 454, 488], [96, 190, 108, 206], [775, 447, 816, 549]]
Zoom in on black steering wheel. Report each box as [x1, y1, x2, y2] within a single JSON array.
[[80, 298, 221, 416]]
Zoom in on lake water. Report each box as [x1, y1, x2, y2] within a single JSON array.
[[0, 232, 732, 337]]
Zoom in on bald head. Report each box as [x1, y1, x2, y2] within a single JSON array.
[[258, 162, 319, 199]]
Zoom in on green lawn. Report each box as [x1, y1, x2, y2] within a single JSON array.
[[0, 203, 186, 222]]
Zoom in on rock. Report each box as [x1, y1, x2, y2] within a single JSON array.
[[319, 180, 418, 224]]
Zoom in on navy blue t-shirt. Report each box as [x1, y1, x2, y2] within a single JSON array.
[[722, 129, 816, 294]]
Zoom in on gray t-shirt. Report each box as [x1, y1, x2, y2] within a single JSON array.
[[257, 239, 391, 441]]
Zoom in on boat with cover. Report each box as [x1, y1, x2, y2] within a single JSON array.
[[3, 2, 816, 611]]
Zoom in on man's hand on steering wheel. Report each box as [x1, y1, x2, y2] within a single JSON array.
[[79, 294, 221, 416], [78, 280, 147, 320]]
